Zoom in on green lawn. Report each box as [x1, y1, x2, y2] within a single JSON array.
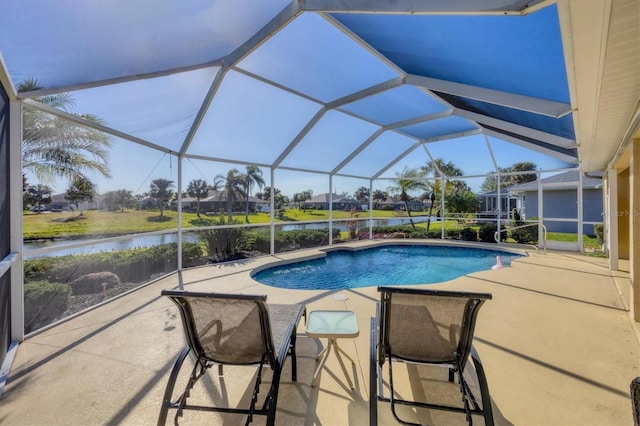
[[23, 209, 603, 253], [22, 208, 427, 239], [547, 231, 602, 250]]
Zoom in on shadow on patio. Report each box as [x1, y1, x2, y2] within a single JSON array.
[[1, 245, 639, 425]]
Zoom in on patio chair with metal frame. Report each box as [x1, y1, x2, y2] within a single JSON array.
[[370, 286, 494, 426], [158, 290, 305, 426]]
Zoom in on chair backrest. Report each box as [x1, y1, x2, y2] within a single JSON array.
[[378, 286, 491, 370], [162, 290, 276, 367]]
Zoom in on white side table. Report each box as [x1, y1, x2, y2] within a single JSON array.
[[305, 310, 360, 389]]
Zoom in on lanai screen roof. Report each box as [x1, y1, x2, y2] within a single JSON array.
[[1, 0, 638, 193]]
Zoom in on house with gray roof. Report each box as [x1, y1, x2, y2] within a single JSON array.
[[302, 193, 358, 210], [508, 170, 603, 234], [377, 196, 425, 212], [181, 190, 268, 214]]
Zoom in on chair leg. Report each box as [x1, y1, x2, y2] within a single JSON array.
[[369, 317, 378, 426], [290, 330, 298, 381], [248, 357, 268, 425], [387, 356, 422, 426], [470, 346, 494, 426], [265, 366, 282, 426], [158, 346, 191, 426]]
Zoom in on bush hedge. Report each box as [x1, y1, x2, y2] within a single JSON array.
[[246, 228, 341, 253], [444, 227, 478, 241], [24, 242, 203, 285], [24, 280, 71, 333], [200, 218, 246, 261], [478, 223, 497, 243], [510, 225, 538, 245]]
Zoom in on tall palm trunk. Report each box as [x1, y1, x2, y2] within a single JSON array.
[[426, 192, 436, 231], [403, 200, 416, 230], [227, 193, 233, 222], [245, 183, 250, 224]]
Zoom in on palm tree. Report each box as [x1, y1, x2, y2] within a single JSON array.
[[388, 166, 428, 230], [242, 165, 265, 223], [372, 189, 387, 209], [214, 169, 245, 221], [422, 158, 464, 219], [25, 184, 52, 212], [422, 158, 462, 177], [479, 162, 537, 192], [149, 178, 174, 218], [19, 78, 112, 189], [508, 162, 538, 185], [354, 186, 370, 205], [64, 177, 96, 216], [186, 179, 209, 219]]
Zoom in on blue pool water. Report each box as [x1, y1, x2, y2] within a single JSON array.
[[253, 245, 523, 290]]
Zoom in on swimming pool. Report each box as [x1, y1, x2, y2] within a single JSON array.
[[252, 244, 524, 290]]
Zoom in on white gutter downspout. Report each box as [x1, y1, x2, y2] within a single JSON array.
[[538, 172, 544, 244], [270, 168, 275, 256], [607, 168, 619, 270], [9, 100, 23, 342]]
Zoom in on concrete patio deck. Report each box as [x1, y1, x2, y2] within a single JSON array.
[[1, 241, 639, 425]]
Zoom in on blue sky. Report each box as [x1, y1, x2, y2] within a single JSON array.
[[12, 3, 574, 199]]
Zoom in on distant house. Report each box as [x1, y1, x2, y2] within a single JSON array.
[[376, 196, 424, 212], [49, 192, 103, 211], [508, 170, 603, 234], [181, 190, 268, 213], [302, 193, 358, 210], [477, 190, 517, 220]]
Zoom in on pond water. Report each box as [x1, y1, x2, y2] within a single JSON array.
[[23, 217, 439, 257]]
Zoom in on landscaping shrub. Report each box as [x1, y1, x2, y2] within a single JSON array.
[[371, 225, 414, 235], [594, 223, 604, 244], [199, 217, 246, 261], [24, 243, 181, 284], [510, 225, 538, 245], [247, 228, 339, 254], [445, 229, 457, 240], [406, 229, 439, 239], [426, 229, 441, 239], [182, 242, 204, 268], [408, 230, 428, 239], [478, 223, 497, 243], [24, 280, 71, 334], [459, 227, 478, 242]]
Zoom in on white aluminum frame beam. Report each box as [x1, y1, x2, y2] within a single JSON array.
[[178, 66, 228, 158], [407, 74, 573, 118], [9, 100, 24, 341], [331, 127, 384, 175], [15, 61, 225, 100], [0, 53, 16, 101], [22, 99, 176, 155], [372, 141, 422, 179], [383, 110, 453, 131], [301, 0, 550, 15], [224, 2, 302, 68], [483, 127, 577, 164], [457, 109, 577, 148]]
